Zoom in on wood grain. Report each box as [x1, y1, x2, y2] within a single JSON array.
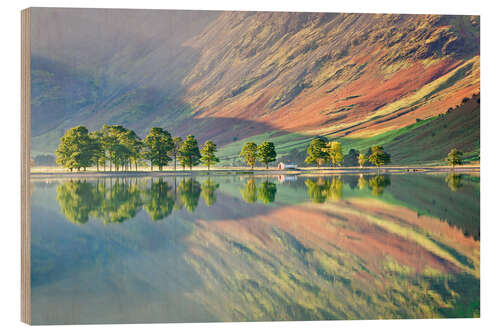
[[21, 7, 31, 325]]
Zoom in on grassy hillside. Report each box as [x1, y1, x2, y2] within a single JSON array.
[[218, 93, 479, 166]]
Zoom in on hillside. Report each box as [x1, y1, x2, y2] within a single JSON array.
[[30, 9, 480, 165]]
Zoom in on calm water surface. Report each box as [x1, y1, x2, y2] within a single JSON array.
[[30, 173, 480, 324]]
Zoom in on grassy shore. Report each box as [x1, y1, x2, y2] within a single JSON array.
[[30, 164, 480, 178]]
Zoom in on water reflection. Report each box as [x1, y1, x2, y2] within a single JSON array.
[[445, 173, 463, 191], [33, 172, 480, 323], [56, 177, 216, 223]]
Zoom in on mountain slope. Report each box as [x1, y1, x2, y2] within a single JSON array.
[[30, 9, 480, 165]]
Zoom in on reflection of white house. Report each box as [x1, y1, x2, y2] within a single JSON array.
[[278, 162, 297, 170], [278, 174, 298, 183]]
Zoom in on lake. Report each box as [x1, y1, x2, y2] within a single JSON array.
[[30, 172, 480, 324]]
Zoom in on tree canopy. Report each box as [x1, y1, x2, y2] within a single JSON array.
[[368, 146, 391, 168], [144, 127, 174, 171], [446, 149, 463, 167], [179, 135, 202, 170], [305, 137, 329, 167], [257, 141, 277, 169], [324, 141, 344, 167], [200, 141, 219, 170], [239, 142, 258, 169]]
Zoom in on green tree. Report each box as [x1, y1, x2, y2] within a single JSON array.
[[239, 142, 258, 169], [305, 137, 329, 168], [171, 136, 183, 171], [144, 127, 174, 171], [240, 178, 258, 203], [89, 130, 105, 171], [446, 149, 463, 168], [358, 153, 368, 168], [325, 141, 344, 167], [179, 135, 202, 170], [258, 180, 277, 204], [368, 146, 391, 169], [201, 178, 219, 206], [56, 126, 99, 171], [121, 129, 143, 171], [257, 141, 277, 169], [200, 141, 219, 170]]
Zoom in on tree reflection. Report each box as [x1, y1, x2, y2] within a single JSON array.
[[56, 180, 102, 224], [240, 178, 258, 203], [56, 177, 214, 224], [201, 178, 219, 206], [258, 180, 277, 204], [94, 179, 143, 223], [178, 178, 202, 212], [445, 173, 463, 192], [143, 179, 175, 221], [305, 177, 343, 203], [368, 175, 391, 196]]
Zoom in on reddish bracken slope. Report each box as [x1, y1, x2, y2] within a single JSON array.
[[182, 13, 479, 141]]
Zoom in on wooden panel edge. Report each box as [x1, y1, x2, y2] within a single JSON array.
[[21, 7, 31, 325]]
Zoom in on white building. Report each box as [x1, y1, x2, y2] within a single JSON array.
[[278, 162, 297, 170]]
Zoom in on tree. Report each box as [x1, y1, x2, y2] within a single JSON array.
[[257, 141, 277, 169], [171, 136, 183, 171], [56, 126, 99, 171], [200, 141, 219, 170], [324, 141, 344, 167], [239, 142, 258, 169], [121, 129, 143, 171], [446, 149, 463, 168], [358, 153, 368, 168], [144, 127, 174, 171], [89, 131, 105, 171], [368, 146, 391, 169], [179, 135, 201, 170], [305, 137, 329, 168], [343, 149, 360, 167]]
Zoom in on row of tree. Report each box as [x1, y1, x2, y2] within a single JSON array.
[[55, 125, 464, 172], [56, 125, 219, 171], [304, 137, 391, 168], [238, 141, 277, 169]]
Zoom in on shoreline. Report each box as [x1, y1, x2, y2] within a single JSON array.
[[30, 165, 480, 179]]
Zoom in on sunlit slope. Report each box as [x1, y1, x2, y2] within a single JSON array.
[[30, 10, 479, 160], [218, 94, 480, 165]]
